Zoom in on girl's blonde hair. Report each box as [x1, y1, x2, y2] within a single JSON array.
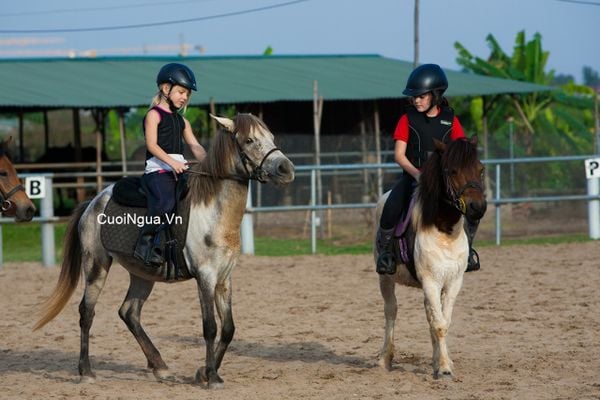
[[148, 83, 191, 113]]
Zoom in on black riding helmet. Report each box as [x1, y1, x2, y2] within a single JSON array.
[[156, 63, 197, 91], [402, 63, 448, 98]]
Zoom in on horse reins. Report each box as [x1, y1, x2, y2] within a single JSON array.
[[0, 172, 26, 212]]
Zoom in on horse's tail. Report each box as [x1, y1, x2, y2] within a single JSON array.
[[33, 200, 90, 331]]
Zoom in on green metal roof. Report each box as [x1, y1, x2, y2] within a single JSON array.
[[0, 54, 552, 109]]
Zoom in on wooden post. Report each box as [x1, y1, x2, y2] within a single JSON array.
[[359, 104, 369, 203], [373, 102, 383, 197], [413, 0, 419, 68], [209, 97, 217, 135], [92, 109, 105, 193], [313, 80, 324, 238], [43, 110, 49, 153], [18, 112, 24, 162], [327, 190, 332, 239], [73, 108, 85, 202], [594, 90, 599, 155], [118, 109, 128, 175], [96, 128, 103, 192]]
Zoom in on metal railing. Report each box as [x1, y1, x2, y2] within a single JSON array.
[[1, 155, 599, 265]]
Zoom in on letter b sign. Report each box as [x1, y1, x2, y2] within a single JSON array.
[[25, 176, 46, 199]]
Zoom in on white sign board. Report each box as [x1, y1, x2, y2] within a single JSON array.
[[25, 176, 46, 199], [585, 158, 600, 179]]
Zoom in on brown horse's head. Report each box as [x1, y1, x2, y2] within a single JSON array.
[[435, 135, 487, 221], [0, 137, 36, 222]]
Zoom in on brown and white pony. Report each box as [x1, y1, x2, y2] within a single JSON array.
[[0, 137, 35, 221], [374, 136, 486, 379], [34, 114, 295, 389]]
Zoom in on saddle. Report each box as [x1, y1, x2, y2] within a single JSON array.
[[392, 197, 418, 281], [100, 176, 192, 281]]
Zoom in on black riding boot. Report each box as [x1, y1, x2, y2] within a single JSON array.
[[464, 217, 481, 272], [134, 224, 164, 267], [376, 227, 397, 275]]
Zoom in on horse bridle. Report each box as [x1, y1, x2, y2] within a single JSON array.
[[233, 134, 281, 183], [443, 169, 484, 215], [0, 172, 26, 212], [185, 134, 281, 183]]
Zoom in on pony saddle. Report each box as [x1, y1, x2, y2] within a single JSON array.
[[99, 175, 191, 281], [111, 175, 189, 208], [392, 196, 418, 281]]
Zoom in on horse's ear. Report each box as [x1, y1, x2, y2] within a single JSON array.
[[469, 134, 478, 146], [433, 138, 446, 152], [210, 114, 235, 133], [0, 136, 12, 148]]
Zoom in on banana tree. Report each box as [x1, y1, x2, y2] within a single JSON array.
[[455, 31, 554, 156]]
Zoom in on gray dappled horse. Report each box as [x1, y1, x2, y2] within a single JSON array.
[[34, 114, 295, 389], [0, 137, 35, 221], [374, 136, 486, 379]]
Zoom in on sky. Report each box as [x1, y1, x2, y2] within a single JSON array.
[[0, 0, 598, 82]]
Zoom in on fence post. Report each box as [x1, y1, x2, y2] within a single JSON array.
[[587, 177, 600, 239], [311, 169, 317, 254], [41, 176, 55, 267], [495, 163, 502, 245]]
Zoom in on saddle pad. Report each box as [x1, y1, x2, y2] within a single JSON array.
[[100, 198, 192, 281]]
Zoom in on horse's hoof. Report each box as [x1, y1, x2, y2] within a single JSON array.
[[79, 375, 96, 384], [434, 369, 454, 380], [153, 368, 172, 381], [208, 380, 225, 390]]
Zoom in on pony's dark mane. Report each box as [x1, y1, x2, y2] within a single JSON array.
[[417, 138, 477, 226], [185, 114, 266, 206]]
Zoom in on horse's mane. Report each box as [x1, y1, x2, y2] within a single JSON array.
[[416, 138, 477, 227], [186, 113, 267, 206]]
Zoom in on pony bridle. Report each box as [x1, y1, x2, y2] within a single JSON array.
[[443, 169, 484, 215], [233, 134, 281, 183], [0, 173, 25, 212]]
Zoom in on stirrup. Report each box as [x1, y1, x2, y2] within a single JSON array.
[[465, 248, 480, 272]]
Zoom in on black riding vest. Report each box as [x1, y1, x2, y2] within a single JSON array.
[[144, 106, 185, 161], [405, 106, 455, 168]]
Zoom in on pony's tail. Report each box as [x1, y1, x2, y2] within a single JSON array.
[[33, 201, 90, 331]]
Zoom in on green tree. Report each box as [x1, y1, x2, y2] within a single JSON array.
[[455, 31, 554, 156]]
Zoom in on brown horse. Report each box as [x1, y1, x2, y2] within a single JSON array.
[[374, 136, 486, 379], [34, 114, 294, 389], [0, 137, 35, 221]]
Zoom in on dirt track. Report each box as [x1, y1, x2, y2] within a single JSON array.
[[1, 242, 599, 400]]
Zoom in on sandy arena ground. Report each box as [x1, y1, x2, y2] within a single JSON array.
[[1, 242, 599, 400]]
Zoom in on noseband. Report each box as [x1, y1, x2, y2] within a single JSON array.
[[0, 174, 26, 212], [443, 169, 484, 215], [233, 134, 281, 183]]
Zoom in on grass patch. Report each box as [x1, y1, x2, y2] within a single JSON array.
[[478, 233, 591, 247], [1, 222, 67, 263], [0, 223, 594, 262]]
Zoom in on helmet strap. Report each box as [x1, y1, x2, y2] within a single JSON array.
[[160, 85, 180, 112]]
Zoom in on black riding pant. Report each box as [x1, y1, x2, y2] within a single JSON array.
[[143, 171, 177, 219], [380, 173, 416, 230]]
